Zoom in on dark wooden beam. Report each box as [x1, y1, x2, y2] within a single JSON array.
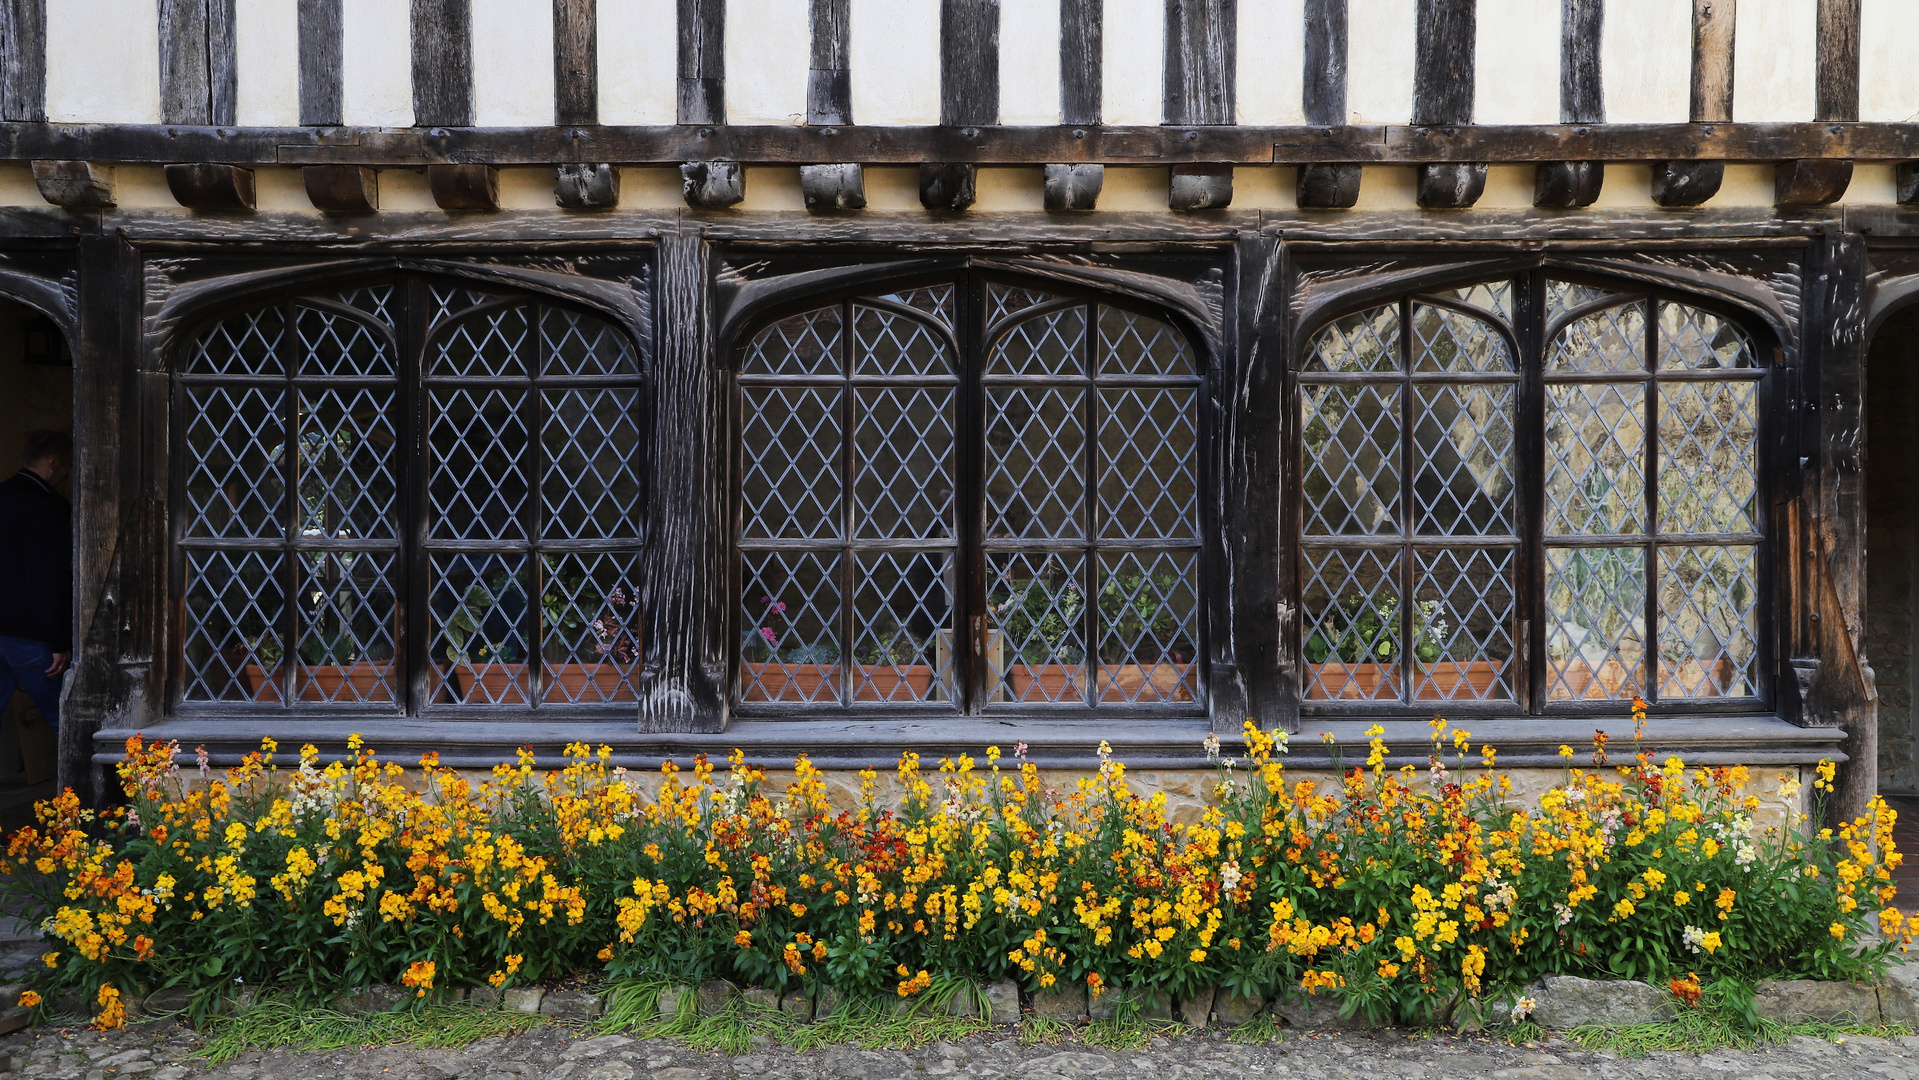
[[1545, 0, 1605, 209], [1416, 161, 1486, 208], [554, 0, 598, 125], [799, 163, 864, 212], [412, 0, 473, 127], [942, 0, 998, 126], [164, 162, 254, 210], [1297, 162, 1360, 208], [1691, 0, 1734, 124], [301, 164, 377, 213], [297, 0, 343, 126], [30, 160, 113, 209], [1651, 160, 1724, 206], [1060, 0, 1100, 125], [1413, 0, 1473, 126], [1043, 162, 1102, 209], [1534, 160, 1603, 208], [1, 0, 45, 122], [1165, 0, 1235, 126], [1776, 158, 1851, 206], [809, 0, 850, 125], [160, 0, 237, 125], [555, 162, 619, 208], [1302, 0, 1346, 127], [427, 161, 497, 209], [1169, 163, 1232, 209], [1816, 0, 1860, 123], [1896, 162, 1919, 205], [919, 162, 976, 210], [681, 159, 743, 207], [678, 0, 724, 125]]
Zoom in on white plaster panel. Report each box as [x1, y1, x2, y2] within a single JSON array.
[[862, 166, 923, 210], [600, 0, 680, 125], [473, 0, 556, 125], [341, 0, 415, 126], [235, 0, 301, 125], [999, 0, 1060, 125], [738, 166, 806, 210], [46, 0, 162, 123], [1344, 0, 1415, 124], [252, 167, 317, 212], [1350, 164, 1417, 208], [1707, 163, 1776, 206], [1103, 0, 1164, 125], [1236, 0, 1305, 124], [1233, 165, 1297, 208], [1733, 0, 1816, 121], [1600, 0, 1690, 123], [0, 166, 40, 207], [974, 166, 1045, 209], [1099, 166, 1172, 210], [850, 0, 941, 125], [1859, 0, 1919, 122], [728, 0, 810, 124], [1474, 0, 1559, 124], [619, 167, 687, 208]]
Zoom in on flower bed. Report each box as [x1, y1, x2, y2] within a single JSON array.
[[1, 711, 1909, 1032]]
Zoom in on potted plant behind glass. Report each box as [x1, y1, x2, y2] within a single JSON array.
[[741, 596, 842, 701], [991, 566, 1088, 703], [539, 560, 641, 704], [293, 630, 395, 702], [851, 615, 935, 702], [442, 564, 528, 704], [1095, 569, 1197, 703], [237, 637, 285, 703], [1303, 593, 1403, 700]]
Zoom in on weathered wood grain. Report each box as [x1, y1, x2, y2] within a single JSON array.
[[1561, 0, 1603, 124], [163, 162, 255, 210], [1776, 159, 1852, 206], [161, 0, 238, 125], [678, 0, 724, 125], [1297, 162, 1361, 207], [1060, 0, 1100, 125], [1043, 162, 1103, 209], [681, 160, 743, 207], [427, 162, 497, 209], [1413, 0, 1474, 125], [301, 163, 377, 213], [1816, 0, 1860, 123], [555, 162, 620, 208], [809, 0, 851, 125], [297, 0, 343, 126], [799, 163, 865, 212], [1302, 0, 1346, 127], [941, 0, 999, 126], [1691, 0, 1735, 124], [1897, 163, 1919, 205], [919, 162, 977, 210], [1651, 160, 1725, 206], [30, 160, 113, 209], [554, 0, 598, 125], [1169, 163, 1233, 209], [1416, 161, 1486, 207], [1226, 234, 1284, 730], [412, 0, 473, 127], [1165, 0, 1236, 126], [1, 0, 45, 123], [1534, 160, 1603, 208]]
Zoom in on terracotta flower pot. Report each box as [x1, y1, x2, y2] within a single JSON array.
[[240, 663, 284, 703], [741, 662, 841, 702], [296, 661, 396, 703], [1414, 660, 1503, 701], [448, 663, 530, 705], [852, 664, 935, 702], [1305, 661, 1402, 700], [1550, 658, 1640, 700], [542, 662, 640, 703], [1097, 662, 1197, 703], [1006, 663, 1087, 703]]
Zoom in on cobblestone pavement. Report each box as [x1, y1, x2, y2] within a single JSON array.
[[6, 1021, 1919, 1080]]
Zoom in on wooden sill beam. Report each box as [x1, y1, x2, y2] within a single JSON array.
[[0, 122, 1907, 167]]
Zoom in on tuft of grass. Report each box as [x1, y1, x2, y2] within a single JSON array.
[[1498, 1019, 1546, 1045], [593, 979, 989, 1052], [195, 998, 545, 1065], [1565, 1012, 1914, 1057], [1226, 1012, 1286, 1045], [1019, 1012, 1073, 1045]]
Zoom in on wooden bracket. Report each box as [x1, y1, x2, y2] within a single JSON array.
[[1169, 164, 1233, 210], [799, 163, 866, 213], [1415, 163, 1487, 209], [1534, 161, 1604, 208], [919, 163, 976, 211], [1649, 160, 1724, 207], [1296, 163, 1362, 209], [301, 165, 379, 215], [1042, 163, 1103, 211], [1775, 159, 1853, 206], [31, 161, 115, 210], [555, 163, 620, 209], [428, 163, 500, 211], [681, 160, 744, 209], [163, 163, 255, 211], [1897, 162, 1919, 205]]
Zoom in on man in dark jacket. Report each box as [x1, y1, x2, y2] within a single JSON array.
[[0, 430, 72, 731]]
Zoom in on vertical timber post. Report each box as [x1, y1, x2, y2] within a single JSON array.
[[1223, 232, 1288, 734]]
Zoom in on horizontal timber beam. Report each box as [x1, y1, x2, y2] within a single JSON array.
[[0, 122, 1908, 167]]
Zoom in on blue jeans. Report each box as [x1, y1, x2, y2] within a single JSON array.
[[0, 636, 61, 732]]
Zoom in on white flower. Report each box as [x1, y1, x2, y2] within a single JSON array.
[[1220, 860, 1243, 894], [1203, 734, 1221, 762], [1565, 787, 1586, 803], [1554, 904, 1574, 927], [1682, 925, 1707, 953], [1510, 996, 1537, 1023]]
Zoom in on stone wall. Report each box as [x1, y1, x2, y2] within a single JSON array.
[[1869, 307, 1919, 793]]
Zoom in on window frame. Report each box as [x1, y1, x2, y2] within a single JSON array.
[[728, 272, 1215, 719], [1292, 272, 1775, 719]]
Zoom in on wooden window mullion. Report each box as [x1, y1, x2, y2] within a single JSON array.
[[1082, 301, 1099, 707], [840, 297, 856, 707], [280, 299, 300, 707], [1643, 296, 1660, 704]]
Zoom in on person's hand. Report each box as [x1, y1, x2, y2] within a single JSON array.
[[45, 652, 68, 678]]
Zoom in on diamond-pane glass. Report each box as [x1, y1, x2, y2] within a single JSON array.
[[1549, 302, 1647, 372], [1437, 280, 1513, 325], [430, 554, 530, 705], [1412, 304, 1512, 373], [1545, 546, 1647, 701], [852, 551, 957, 704], [428, 284, 494, 331], [986, 385, 1086, 539], [740, 551, 842, 703], [990, 551, 1089, 704], [744, 308, 842, 376], [539, 552, 643, 704], [854, 305, 951, 376], [855, 386, 955, 540], [185, 385, 286, 539], [1301, 547, 1401, 701], [991, 306, 1086, 376], [742, 384, 842, 540], [295, 306, 392, 377], [876, 285, 956, 327], [191, 307, 285, 375], [1302, 383, 1401, 536], [1096, 550, 1200, 704], [1412, 548, 1516, 702], [293, 550, 400, 705], [334, 285, 395, 325], [1657, 545, 1759, 699], [543, 387, 644, 541], [1547, 280, 1630, 325], [543, 308, 640, 377], [430, 387, 529, 540], [1658, 302, 1755, 370], [1414, 384, 1515, 536], [182, 549, 284, 702], [298, 388, 400, 541], [987, 284, 1058, 329], [432, 305, 532, 377], [1098, 307, 1196, 376], [1545, 383, 1646, 535], [1658, 380, 1759, 534], [1306, 305, 1399, 373], [1099, 387, 1198, 539]]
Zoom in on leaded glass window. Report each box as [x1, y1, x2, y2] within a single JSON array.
[[1299, 276, 1765, 711], [737, 279, 1204, 712], [178, 279, 646, 712]]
